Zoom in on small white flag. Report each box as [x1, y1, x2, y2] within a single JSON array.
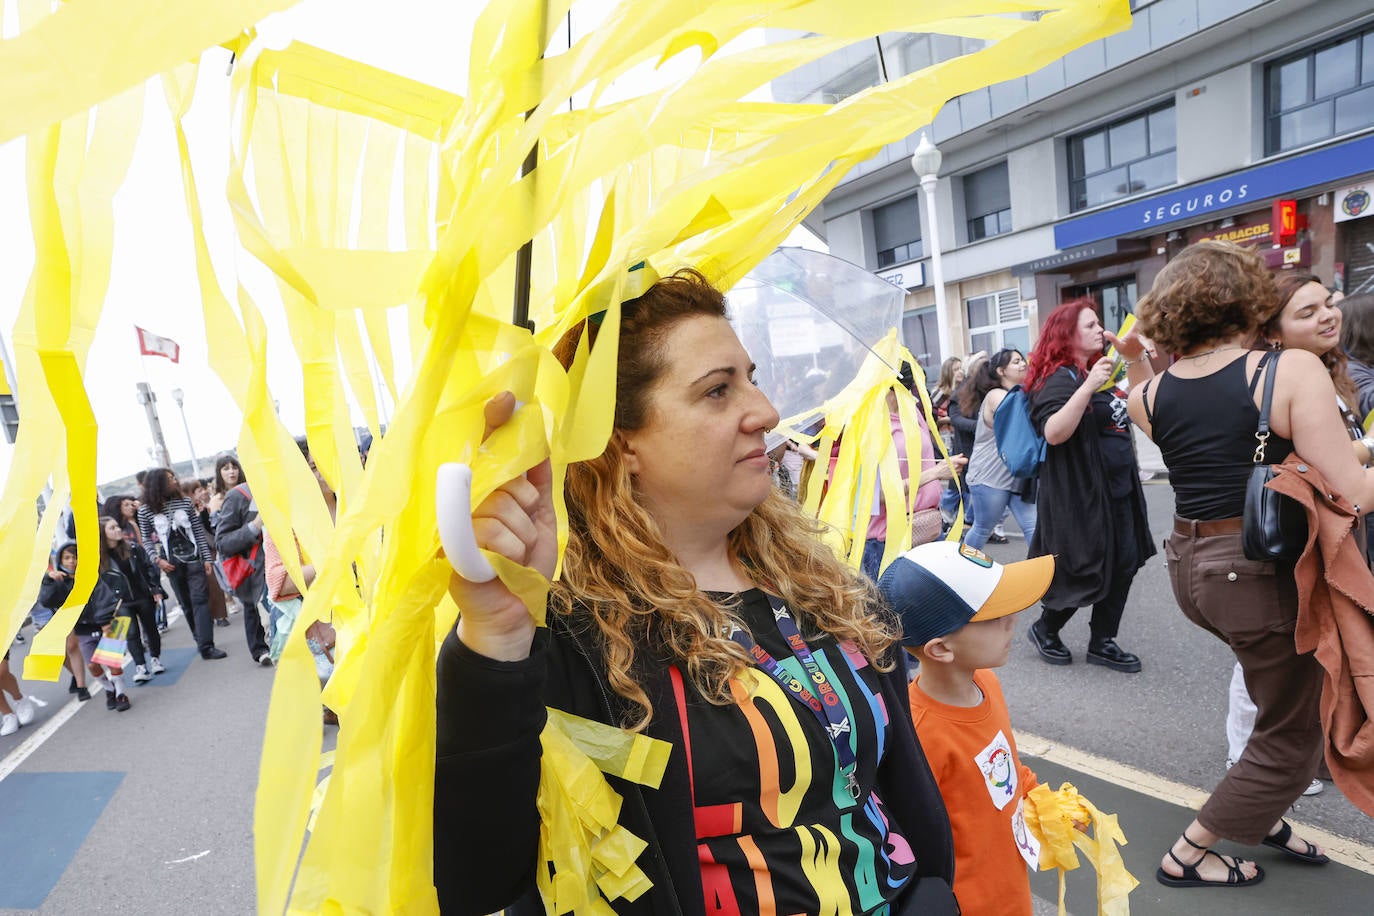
[[136, 326, 180, 363]]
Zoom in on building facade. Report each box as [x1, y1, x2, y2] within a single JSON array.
[[781, 0, 1374, 374]]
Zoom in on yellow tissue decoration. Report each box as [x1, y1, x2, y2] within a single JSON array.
[[1023, 782, 1139, 916], [794, 332, 963, 576], [0, 1, 1133, 912]]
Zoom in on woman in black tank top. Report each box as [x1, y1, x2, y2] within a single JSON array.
[[1129, 241, 1374, 892]]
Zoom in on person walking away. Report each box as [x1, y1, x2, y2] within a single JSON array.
[[961, 349, 1038, 550], [879, 541, 1056, 915], [138, 468, 226, 659], [1024, 301, 1153, 672], [1130, 239, 1365, 889], [76, 542, 133, 711], [214, 466, 273, 665], [100, 515, 165, 682], [186, 478, 233, 628], [435, 270, 956, 914]]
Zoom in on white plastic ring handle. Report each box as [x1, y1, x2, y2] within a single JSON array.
[[436, 462, 497, 583]]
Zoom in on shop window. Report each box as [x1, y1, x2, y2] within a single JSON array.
[[1266, 26, 1374, 155], [1063, 277, 1139, 336], [966, 289, 1028, 356], [873, 194, 922, 268], [965, 162, 1012, 241], [1067, 103, 1176, 211]]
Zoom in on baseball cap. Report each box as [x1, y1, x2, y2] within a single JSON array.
[[877, 541, 1055, 647]]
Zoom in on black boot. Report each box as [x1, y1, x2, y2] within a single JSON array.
[[1027, 619, 1072, 665], [1086, 637, 1141, 673]]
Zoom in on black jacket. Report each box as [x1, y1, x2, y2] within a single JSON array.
[[946, 395, 978, 459], [434, 607, 955, 915], [1028, 367, 1155, 608]]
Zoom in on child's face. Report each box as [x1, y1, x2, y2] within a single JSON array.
[[59, 547, 77, 572], [943, 614, 1018, 670]]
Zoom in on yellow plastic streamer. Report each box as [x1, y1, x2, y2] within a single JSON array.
[[1097, 314, 1138, 392], [2, 1, 1131, 912], [794, 332, 962, 574], [1023, 782, 1139, 916]]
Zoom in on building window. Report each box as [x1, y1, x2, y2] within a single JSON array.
[[966, 289, 1029, 356], [873, 194, 922, 268], [1067, 103, 1176, 212], [1063, 277, 1139, 335], [1265, 26, 1374, 155], [964, 162, 1012, 241]]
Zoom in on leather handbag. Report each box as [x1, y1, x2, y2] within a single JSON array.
[[1242, 350, 1308, 561]]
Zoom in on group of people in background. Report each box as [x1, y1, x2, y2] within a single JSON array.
[[1, 436, 345, 736]]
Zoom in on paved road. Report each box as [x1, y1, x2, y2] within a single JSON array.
[[0, 483, 1370, 914]]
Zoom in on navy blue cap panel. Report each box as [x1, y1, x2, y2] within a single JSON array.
[[877, 561, 977, 646]]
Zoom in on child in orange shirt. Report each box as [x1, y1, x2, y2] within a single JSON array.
[[878, 541, 1056, 916]]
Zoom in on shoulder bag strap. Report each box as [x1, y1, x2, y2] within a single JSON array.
[[1255, 349, 1281, 464], [1141, 376, 1157, 426]]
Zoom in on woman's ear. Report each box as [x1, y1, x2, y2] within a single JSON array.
[[615, 429, 641, 476]]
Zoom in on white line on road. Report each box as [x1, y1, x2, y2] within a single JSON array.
[[165, 850, 211, 866], [1018, 730, 1374, 876], [0, 698, 88, 783]]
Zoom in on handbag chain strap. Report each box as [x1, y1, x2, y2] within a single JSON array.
[[1254, 350, 1280, 464]]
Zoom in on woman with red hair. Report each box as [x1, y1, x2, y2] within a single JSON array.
[[1023, 300, 1156, 672]]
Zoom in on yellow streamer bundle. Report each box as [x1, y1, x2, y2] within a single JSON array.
[[1023, 782, 1139, 916], [0, 1, 1132, 912], [797, 332, 960, 574]]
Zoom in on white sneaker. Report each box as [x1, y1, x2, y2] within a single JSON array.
[[150, 657, 166, 675], [1303, 778, 1324, 797], [13, 696, 37, 726], [993, 524, 1007, 538], [0, 714, 17, 736], [133, 665, 151, 684]]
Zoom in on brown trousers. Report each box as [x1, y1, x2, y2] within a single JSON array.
[[1164, 521, 1324, 845]]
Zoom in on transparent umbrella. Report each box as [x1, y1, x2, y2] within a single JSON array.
[[728, 247, 907, 450]]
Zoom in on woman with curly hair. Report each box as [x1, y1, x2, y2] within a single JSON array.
[[1127, 240, 1374, 889], [434, 270, 955, 915], [1023, 300, 1155, 673]]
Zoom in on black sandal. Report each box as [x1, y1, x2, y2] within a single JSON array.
[[1262, 819, 1330, 865], [1156, 833, 1265, 888]]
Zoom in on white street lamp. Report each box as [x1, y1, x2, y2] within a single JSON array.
[[170, 387, 202, 478], [911, 133, 952, 363]]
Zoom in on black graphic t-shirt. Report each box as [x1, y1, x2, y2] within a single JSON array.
[[679, 589, 916, 914], [1090, 384, 1137, 498]]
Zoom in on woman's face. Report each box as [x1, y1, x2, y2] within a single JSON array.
[[103, 518, 123, 546], [1273, 281, 1341, 357], [998, 351, 1028, 388], [620, 315, 781, 541], [221, 462, 241, 487], [952, 363, 965, 386], [1076, 308, 1105, 358], [121, 498, 136, 520]]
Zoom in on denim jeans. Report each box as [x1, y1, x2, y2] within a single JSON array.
[[964, 483, 1037, 549], [939, 478, 973, 525]]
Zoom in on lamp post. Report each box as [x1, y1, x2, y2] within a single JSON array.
[[170, 387, 202, 478], [911, 133, 952, 363]]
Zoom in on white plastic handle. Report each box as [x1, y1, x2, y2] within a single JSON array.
[[436, 462, 497, 583]]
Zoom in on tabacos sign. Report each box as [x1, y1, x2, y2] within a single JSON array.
[[1142, 183, 1249, 225]]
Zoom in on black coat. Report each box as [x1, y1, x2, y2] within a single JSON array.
[[1028, 367, 1155, 609], [434, 607, 955, 915]]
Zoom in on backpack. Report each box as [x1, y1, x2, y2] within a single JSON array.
[[992, 385, 1046, 478], [166, 519, 199, 564]]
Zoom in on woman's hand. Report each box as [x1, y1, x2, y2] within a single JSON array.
[[157, 558, 175, 573], [208, 492, 225, 513], [447, 393, 556, 662], [923, 453, 967, 484], [1103, 328, 1156, 363], [1080, 356, 1116, 393]]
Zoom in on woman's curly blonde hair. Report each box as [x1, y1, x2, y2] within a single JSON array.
[[550, 269, 899, 731], [1135, 240, 1278, 354]]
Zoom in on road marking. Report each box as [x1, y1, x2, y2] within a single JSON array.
[[0, 698, 88, 783], [1018, 731, 1374, 875], [165, 850, 211, 866]]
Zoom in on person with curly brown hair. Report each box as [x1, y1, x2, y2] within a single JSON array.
[[434, 270, 956, 915], [1128, 239, 1374, 891]]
